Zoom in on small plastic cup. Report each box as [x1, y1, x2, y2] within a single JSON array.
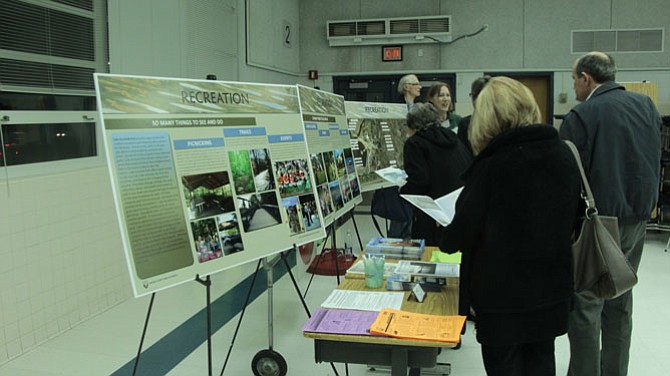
[[364, 256, 385, 289]]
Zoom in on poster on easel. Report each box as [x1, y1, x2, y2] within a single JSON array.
[[94, 74, 326, 297], [297, 85, 363, 226], [344, 101, 408, 192]]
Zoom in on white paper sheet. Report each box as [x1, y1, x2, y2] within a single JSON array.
[[320, 290, 405, 312], [401, 187, 463, 226]]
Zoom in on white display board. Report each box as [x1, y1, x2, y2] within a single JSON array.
[[95, 74, 326, 297], [344, 101, 408, 192], [298, 86, 363, 226]]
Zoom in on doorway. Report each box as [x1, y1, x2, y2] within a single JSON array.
[[486, 72, 554, 124], [333, 73, 457, 105]]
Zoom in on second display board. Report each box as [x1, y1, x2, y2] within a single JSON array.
[[345, 101, 408, 192], [298, 85, 363, 226]]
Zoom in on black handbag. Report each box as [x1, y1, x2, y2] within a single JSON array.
[[566, 141, 638, 299], [370, 186, 414, 236], [371, 186, 413, 222]]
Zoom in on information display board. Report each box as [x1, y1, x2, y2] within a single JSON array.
[[95, 74, 326, 296], [298, 86, 363, 226], [345, 101, 408, 192]]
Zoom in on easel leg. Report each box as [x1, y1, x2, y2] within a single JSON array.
[[132, 292, 156, 376], [282, 249, 312, 317], [303, 224, 334, 298], [349, 209, 364, 250], [220, 259, 262, 376], [332, 224, 341, 285], [195, 275, 213, 376]]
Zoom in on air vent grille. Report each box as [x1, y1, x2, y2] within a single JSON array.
[[572, 28, 664, 53], [0, 57, 96, 90], [327, 15, 451, 40], [357, 20, 385, 36], [390, 17, 450, 35], [329, 21, 357, 37], [0, 0, 107, 93]]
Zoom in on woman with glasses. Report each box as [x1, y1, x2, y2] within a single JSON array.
[[397, 74, 422, 109]]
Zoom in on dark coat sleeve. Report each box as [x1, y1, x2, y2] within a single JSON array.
[[400, 138, 430, 195], [439, 164, 488, 254], [559, 111, 591, 172]]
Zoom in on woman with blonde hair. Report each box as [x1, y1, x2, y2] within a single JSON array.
[[439, 76, 582, 376]]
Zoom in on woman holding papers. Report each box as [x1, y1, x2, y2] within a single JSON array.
[[399, 102, 472, 246], [439, 77, 581, 376]]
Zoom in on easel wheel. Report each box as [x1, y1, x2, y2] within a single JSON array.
[[251, 349, 287, 376]]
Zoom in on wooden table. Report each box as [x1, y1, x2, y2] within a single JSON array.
[[304, 248, 460, 376]]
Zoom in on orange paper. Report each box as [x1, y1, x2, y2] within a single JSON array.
[[369, 308, 466, 343]]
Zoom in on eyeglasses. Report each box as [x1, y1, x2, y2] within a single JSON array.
[[408, 82, 421, 86]]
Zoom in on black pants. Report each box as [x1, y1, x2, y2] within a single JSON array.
[[481, 339, 556, 376]]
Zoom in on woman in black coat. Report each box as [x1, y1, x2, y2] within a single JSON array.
[[399, 102, 472, 246], [439, 77, 581, 376]]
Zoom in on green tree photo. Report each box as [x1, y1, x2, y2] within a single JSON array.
[[228, 150, 256, 194]]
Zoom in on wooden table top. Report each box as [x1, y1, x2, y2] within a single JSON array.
[[303, 246, 460, 348]]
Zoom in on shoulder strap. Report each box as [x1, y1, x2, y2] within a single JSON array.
[[564, 140, 598, 216]]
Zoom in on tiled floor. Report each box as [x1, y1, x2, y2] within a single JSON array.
[[1, 215, 669, 375]]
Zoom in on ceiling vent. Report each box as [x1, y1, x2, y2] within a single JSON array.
[[327, 15, 451, 46], [572, 28, 664, 53]]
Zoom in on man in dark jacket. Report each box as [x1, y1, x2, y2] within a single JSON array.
[[560, 51, 661, 376]]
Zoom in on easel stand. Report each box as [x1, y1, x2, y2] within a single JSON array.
[[220, 250, 341, 376], [220, 259, 263, 375], [132, 274, 214, 376]]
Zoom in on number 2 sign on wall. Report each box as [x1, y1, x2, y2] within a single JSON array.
[[283, 20, 293, 48]]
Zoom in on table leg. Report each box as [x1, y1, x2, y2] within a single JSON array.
[[391, 348, 409, 376], [408, 367, 421, 376]]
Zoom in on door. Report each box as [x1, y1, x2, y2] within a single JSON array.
[[487, 72, 553, 124]]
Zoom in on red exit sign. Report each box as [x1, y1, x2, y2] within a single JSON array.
[[382, 46, 403, 61]]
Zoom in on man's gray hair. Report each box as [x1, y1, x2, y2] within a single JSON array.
[[575, 52, 616, 83]]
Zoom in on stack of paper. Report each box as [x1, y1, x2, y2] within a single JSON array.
[[369, 308, 466, 343], [302, 308, 378, 336], [394, 261, 460, 278], [320, 289, 405, 312], [365, 237, 425, 260]]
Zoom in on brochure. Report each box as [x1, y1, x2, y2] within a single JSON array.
[[374, 166, 408, 187], [400, 186, 463, 226]]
